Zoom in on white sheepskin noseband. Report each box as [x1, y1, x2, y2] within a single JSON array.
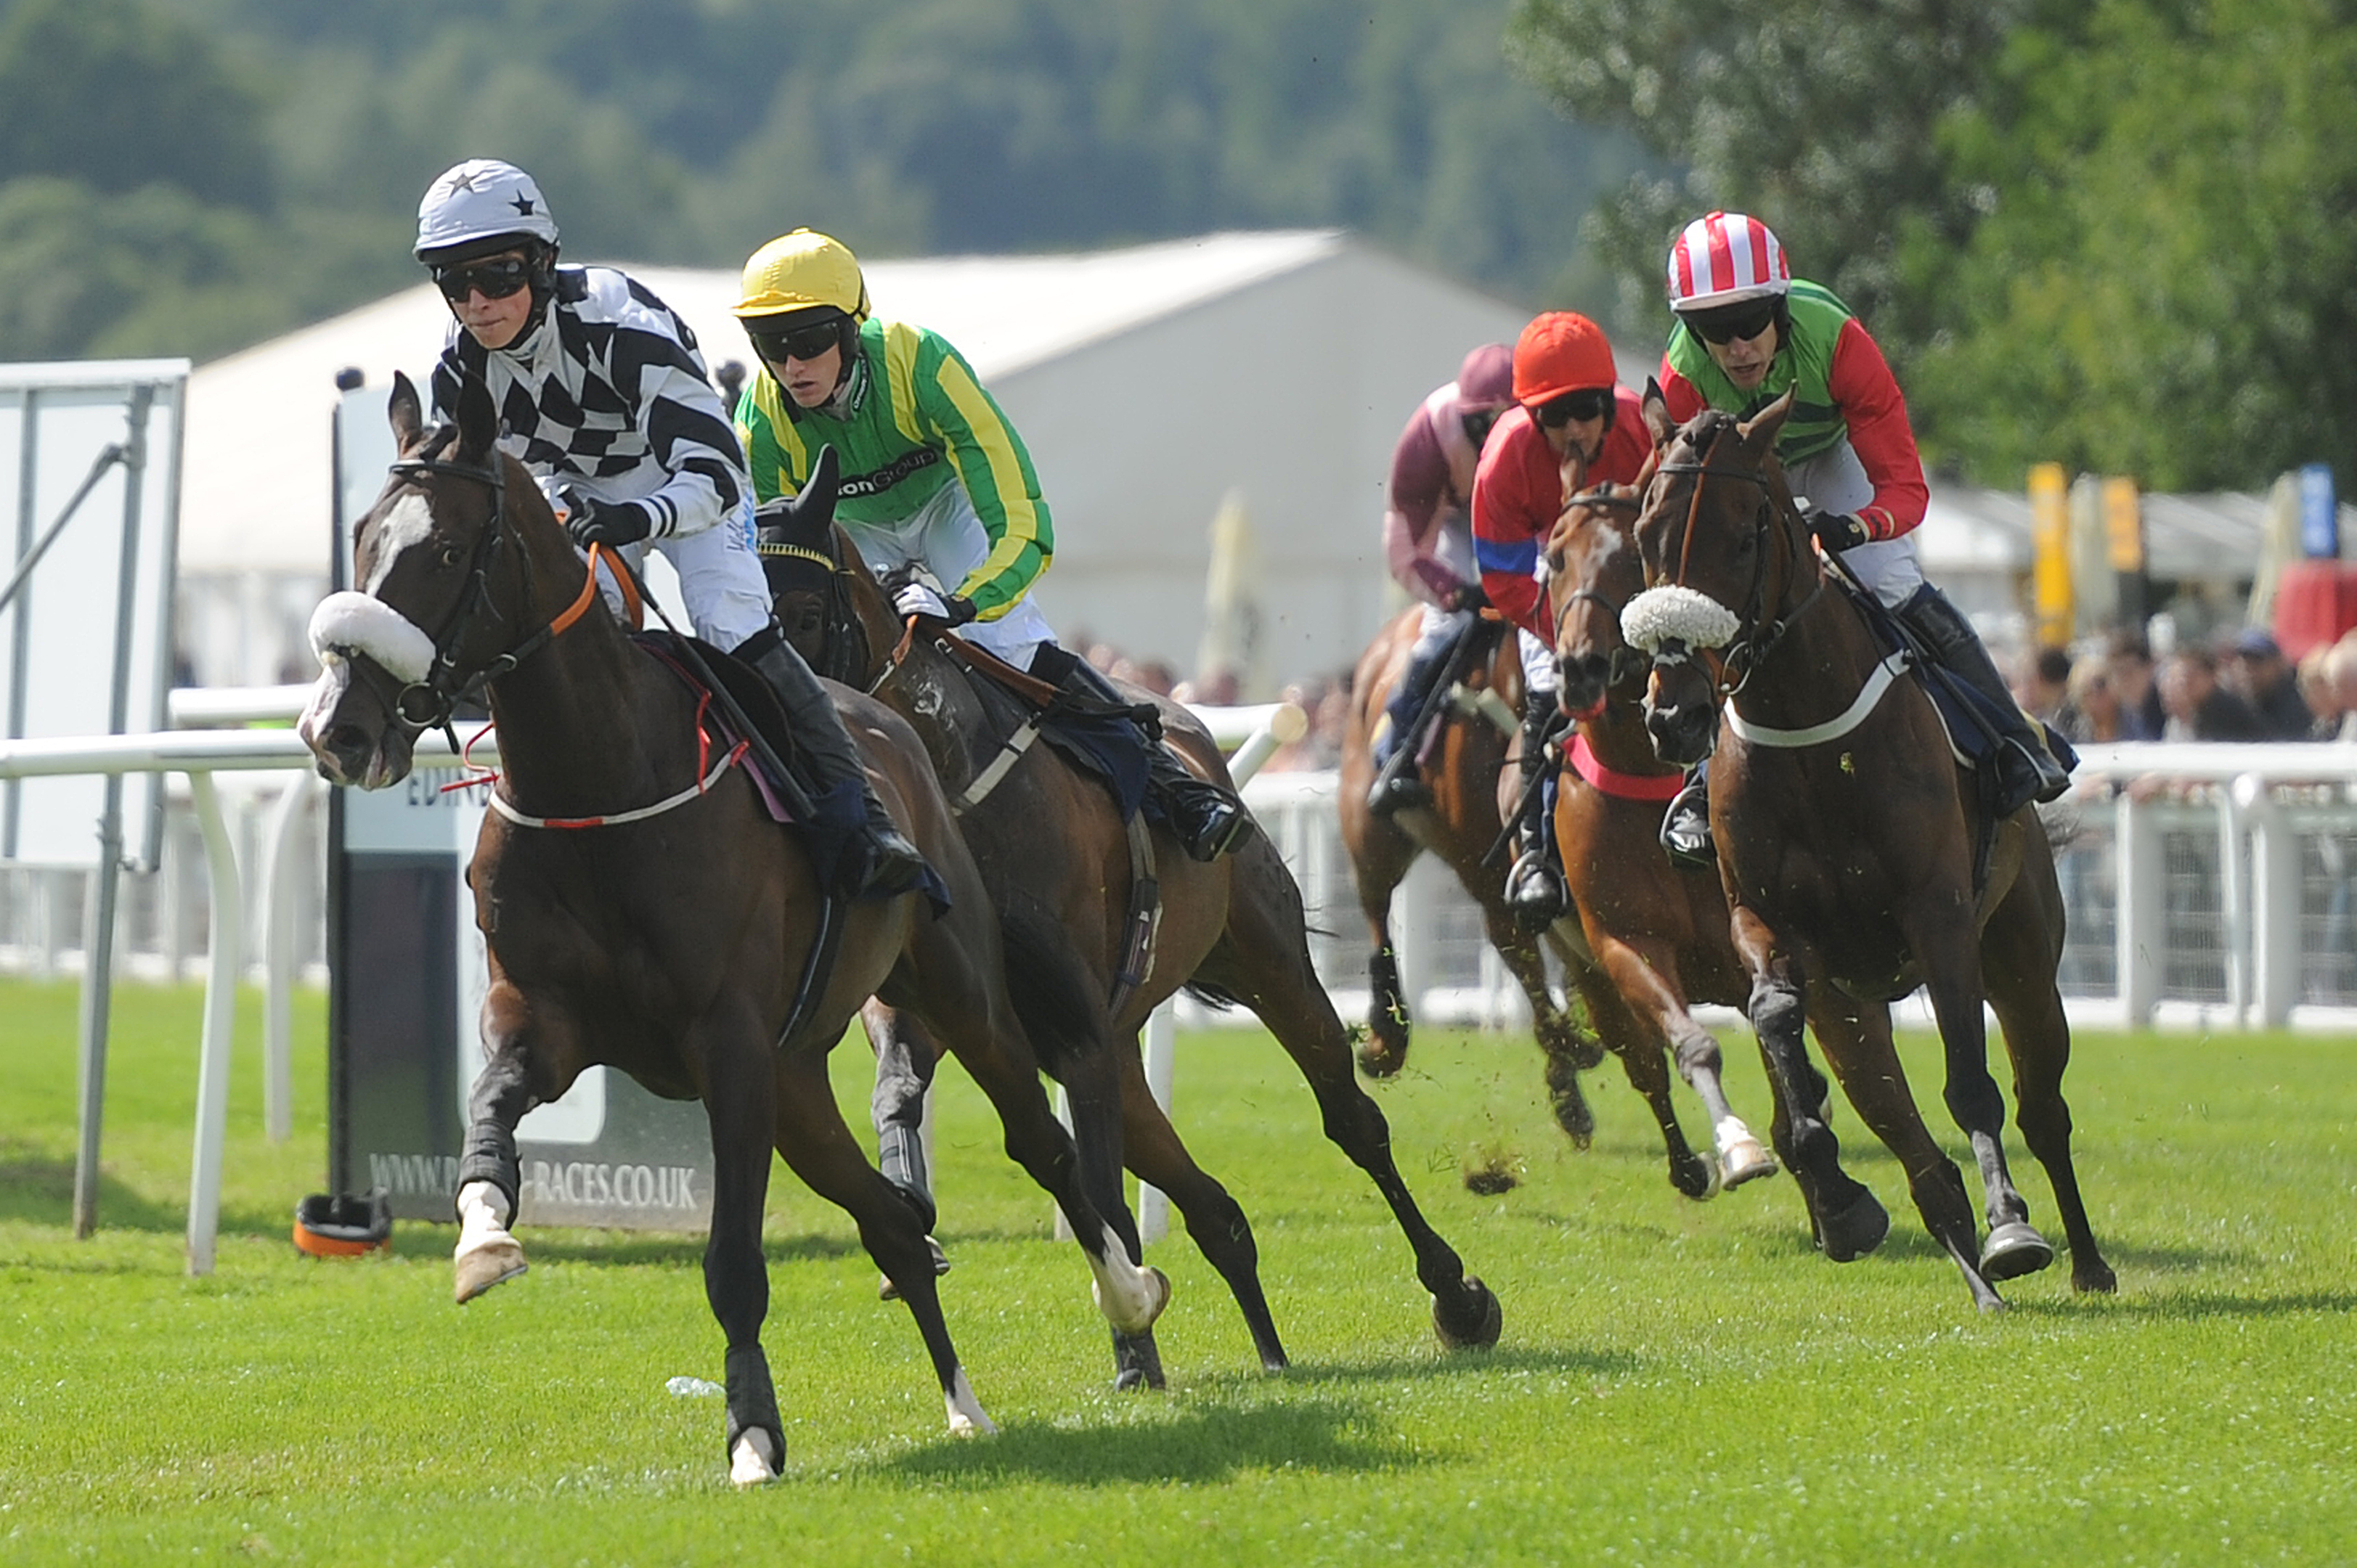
[[308, 591, 435, 685], [1621, 585, 1741, 654]]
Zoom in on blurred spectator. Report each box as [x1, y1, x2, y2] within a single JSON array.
[[1114, 657, 1177, 697], [2016, 645, 2072, 725], [2158, 647, 2264, 740], [2055, 657, 2123, 745], [2104, 632, 2167, 740], [2324, 631, 2357, 742], [1085, 641, 1120, 674], [2223, 628, 2318, 740]]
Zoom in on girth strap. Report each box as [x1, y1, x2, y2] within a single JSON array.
[[1725, 650, 1911, 748]]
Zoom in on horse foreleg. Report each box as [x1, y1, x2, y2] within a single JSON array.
[[1981, 870, 2117, 1294], [453, 979, 542, 1304], [1482, 901, 1599, 1145], [861, 1001, 948, 1301], [1566, 962, 1711, 1196], [702, 1019, 785, 1486], [771, 1048, 995, 1441], [1908, 903, 2053, 1289]]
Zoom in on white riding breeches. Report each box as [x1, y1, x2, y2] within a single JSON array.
[[844, 482, 1058, 669], [1518, 626, 1556, 696], [1786, 436, 1923, 611]]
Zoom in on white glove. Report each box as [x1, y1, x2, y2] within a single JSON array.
[[893, 581, 951, 621]]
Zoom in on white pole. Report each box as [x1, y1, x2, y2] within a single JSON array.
[[184, 770, 243, 1276], [256, 774, 316, 1144], [1136, 1002, 1176, 1244]]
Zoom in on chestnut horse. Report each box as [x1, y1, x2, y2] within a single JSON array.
[[1622, 391, 2115, 1310], [298, 375, 1169, 1483], [763, 495, 1503, 1380], [1337, 607, 1604, 1138]]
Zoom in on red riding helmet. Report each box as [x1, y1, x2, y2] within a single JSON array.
[[1512, 313, 1616, 407]]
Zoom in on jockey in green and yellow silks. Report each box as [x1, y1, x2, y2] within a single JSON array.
[[731, 229, 1059, 670]]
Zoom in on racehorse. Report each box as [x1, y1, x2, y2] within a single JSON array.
[[1546, 470, 1903, 1233], [297, 373, 1170, 1484], [762, 489, 1503, 1380], [1335, 606, 1606, 1143], [1621, 389, 2117, 1310]]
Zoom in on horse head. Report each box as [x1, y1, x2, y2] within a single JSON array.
[[1621, 386, 1799, 766], [755, 446, 900, 687], [298, 369, 562, 788], [1544, 449, 1653, 723]]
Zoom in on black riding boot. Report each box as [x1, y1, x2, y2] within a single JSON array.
[[1061, 658, 1253, 861], [1660, 761, 1714, 869], [1367, 625, 1457, 817], [1897, 585, 2072, 812], [1505, 686, 1568, 928], [738, 623, 929, 899]]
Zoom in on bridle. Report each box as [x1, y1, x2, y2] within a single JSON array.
[[1550, 487, 1649, 709], [375, 443, 606, 734], [1644, 420, 1825, 699]]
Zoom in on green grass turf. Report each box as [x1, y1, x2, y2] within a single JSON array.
[[1, 976, 2353, 1564]]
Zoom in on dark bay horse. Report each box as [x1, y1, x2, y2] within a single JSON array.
[[1547, 476, 1911, 1240], [298, 374, 1169, 1483], [1336, 605, 1604, 1138], [763, 501, 1503, 1379], [1622, 390, 2115, 1310]]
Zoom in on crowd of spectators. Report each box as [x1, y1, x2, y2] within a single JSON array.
[[2027, 624, 2357, 746]]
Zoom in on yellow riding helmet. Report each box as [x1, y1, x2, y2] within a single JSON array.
[[733, 229, 871, 322]]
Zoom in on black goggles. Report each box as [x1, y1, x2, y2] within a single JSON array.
[[749, 319, 844, 364], [1685, 300, 1780, 346], [1534, 388, 1613, 428], [433, 256, 534, 303]]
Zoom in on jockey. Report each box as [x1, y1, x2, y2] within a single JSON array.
[[729, 229, 1249, 862], [1655, 211, 2070, 865], [1365, 343, 1515, 817], [414, 160, 927, 900], [1473, 311, 1652, 924]]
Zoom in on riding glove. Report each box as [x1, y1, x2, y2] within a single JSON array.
[[892, 582, 977, 626], [561, 489, 653, 550], [1810, 512, 1871, 553]]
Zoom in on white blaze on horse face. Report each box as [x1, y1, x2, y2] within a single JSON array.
[[295, 656, 350, 755], [363, 492, 436, 595], [1621, 585, 1741, 655]]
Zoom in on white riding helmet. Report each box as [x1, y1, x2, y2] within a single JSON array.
[[1664, 211, 1791, 313], [415, 159, 560, 261]]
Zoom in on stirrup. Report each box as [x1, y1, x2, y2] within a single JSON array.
[[1506, 849, 1566, 928], [1181, 797, 1252, 862], [1659, 783, 1715, 870], [1367, 768, 1432, 817]]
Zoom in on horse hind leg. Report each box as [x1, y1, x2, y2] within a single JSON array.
[[1572, 968, 1714, 1198], [702, 1020, 789, 1485], [1982, 883, 2117, 1294], [1488, 905, 1600, 1144], [861, 1001, 951, 1299]]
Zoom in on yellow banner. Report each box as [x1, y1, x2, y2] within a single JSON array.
[[2103, 476, 2144, 571], [2030, 462, 2071, 648]]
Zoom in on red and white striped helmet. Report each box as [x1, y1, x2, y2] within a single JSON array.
[[1664, 211, 1791, 312]]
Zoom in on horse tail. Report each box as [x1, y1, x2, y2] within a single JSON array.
[[2032, 795, 2085, 853], [996, 903, 1108, 1077]]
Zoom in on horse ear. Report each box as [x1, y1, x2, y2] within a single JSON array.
[[1735, 389, 1794, 454], [452, 375, 500, 466], [802, 444, 842, 529], [1641, 378, 1674, 448], [388, 372, 423, 450]]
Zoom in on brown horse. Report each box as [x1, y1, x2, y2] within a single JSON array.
[[1336, 606, 1604, 1139], [298, 374, 1170, 1483], [1623, 391, 2115, 1310], [1546, 474, 1910, 1240], [762, 491, 1503, 1381]]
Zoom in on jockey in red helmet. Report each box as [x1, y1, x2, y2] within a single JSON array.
[[1653, 211, 2070, 865]]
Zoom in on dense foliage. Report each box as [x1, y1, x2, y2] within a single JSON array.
[[1510, 0, 2357, 490], [0, 0, 1635, 364]]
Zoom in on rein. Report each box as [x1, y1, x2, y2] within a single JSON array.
[[1649, 436, 1825, 699]]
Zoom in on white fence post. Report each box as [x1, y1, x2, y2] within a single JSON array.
[[2115, 789, 2164, 1028], [2238, 773, 2302, 1028], [183, 771, 241, 1277]]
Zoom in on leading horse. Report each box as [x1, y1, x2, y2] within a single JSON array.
[[762, 493, 1503, 1379], [1622, 390, 2116, 1310], [298, 374, 1169, 1483]]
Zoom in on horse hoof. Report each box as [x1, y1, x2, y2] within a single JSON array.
[[2073, 1257, 2120, 1295], [1818, 1189, 1890, 1263], [1719, 1138, 1778, 1190], [1981, 1221, 2056, 1282], [879, 1236, 952, 1301], [729, 1428, 781, 1487], [1356, 1028, 1408, 1079], [1433, 1277, 1502, 1351], [452, 1239, 527, 1304], [1094, 1264, 1171, 1335], [1676, 1152, 1722, 1202], [944, 1368, 996, 1437], [1544, 1058, 1595, 1148]]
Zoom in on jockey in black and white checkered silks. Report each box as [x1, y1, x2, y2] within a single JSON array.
[[409, 158, 927, 902]]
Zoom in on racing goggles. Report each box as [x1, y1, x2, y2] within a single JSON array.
[[1684, 300, 1780, 346], [1533, 388, 1613, 428], [432, 256, 534, 303], [749, 318, 845, 364]]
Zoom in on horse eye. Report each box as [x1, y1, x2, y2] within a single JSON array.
[[438, 542, 464, 569]]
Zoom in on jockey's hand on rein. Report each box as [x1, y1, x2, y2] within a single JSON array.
[[561, 490, 652, 550], [1810, 512, 1871, 553], [1448, 581, 1488, 614], [893, 581, 978, 626]]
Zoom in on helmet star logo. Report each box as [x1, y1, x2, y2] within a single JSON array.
[[447, 168, 479, 194], [510, 195, 536, 217]]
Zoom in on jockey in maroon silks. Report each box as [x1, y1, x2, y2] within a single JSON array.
[[1364, 343, 1517, 815], [1651, 210, 2069, 865], [1472, 311, 1652, 924]]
